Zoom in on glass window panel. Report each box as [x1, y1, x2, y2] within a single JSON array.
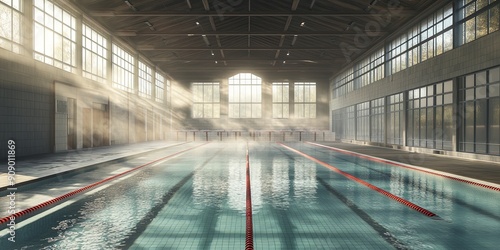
[[490, 67, 500, 82], [490, 83, 500, 97], [490, 5, 500, 33]]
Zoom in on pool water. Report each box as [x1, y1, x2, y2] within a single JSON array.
[[1, 142, 499, 249]]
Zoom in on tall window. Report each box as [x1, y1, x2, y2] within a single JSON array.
[[33, 0, 76, 72], [388, 3, 453, 75], [387, 93, 404, 145], [0, 0, 21, 53], [272, 82, 289, 118], [457, 0, 499, 45], [166, 79, 171, 107], [155, 72, 164, 103], [370, 98, 385, 143], [192, 82, 220, 118], [294, 82, 316, 118], [82, 24, 107, 83], [459, 67, 500, 155], [332, 67, 354, 98], [356, 102, 370, 141], [112, 44, 134, 92], [355, 48, 384, 89], [407, 81, 454, 150], [138, 61, 152, 99], [228, 73, 262, 118]]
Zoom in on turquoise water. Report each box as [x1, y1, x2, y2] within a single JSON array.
[[1, 142, 499, 249]]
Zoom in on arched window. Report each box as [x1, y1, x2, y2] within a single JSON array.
[[228, 73, 262, 118]]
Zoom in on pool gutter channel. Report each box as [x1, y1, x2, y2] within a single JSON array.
[[0, 142, 210, 226]]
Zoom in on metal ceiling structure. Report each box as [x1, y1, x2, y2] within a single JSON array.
[[73, 0, 439, 79]]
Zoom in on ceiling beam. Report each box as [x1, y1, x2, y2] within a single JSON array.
[[292, 0, 300, 11], [137, 46, 358, 51], [90, 11, 414, 17], [116, 31, 386, 36], [151, 58, 343, 62], [186, 0, 192, 9]]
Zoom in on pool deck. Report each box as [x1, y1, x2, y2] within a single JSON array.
[[314, 142, 500, 185]]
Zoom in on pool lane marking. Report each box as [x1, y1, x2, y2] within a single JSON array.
[[306, 142, 500, 192], [0, 142, 211, 226], [245, 144, 255, 250], [278, 143, 439, 218]]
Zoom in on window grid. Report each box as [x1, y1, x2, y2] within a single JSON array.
[[388, 3, 453, 75], [228, 73, 262, 118], [192, 82, 220, 118], [0, 0, 21, 53], [457, 0, 500, 45], [82, 24, 107, 83], [138, 61, 153, 99], [387, 93, 404, 145], [33, 0, 76, 72], [294, 82, 316, 118], [370, 98, 385, 143], [407, 81, 454, 150], [332, 67, 354, 98], [272, 82, 290, 119], [166, 79, 171, 107], [459, 67, 500, 155], [356, 102, 370, 141], [354, 48, 385, 89], [112, 44, 134, 92], [155, 72, 164, 103]]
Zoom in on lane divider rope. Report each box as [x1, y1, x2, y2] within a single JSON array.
[[0, 142, 210, 226], [279, 143, 439, 218], [245, 145, 254, 250], [306, 142, 500, 192]]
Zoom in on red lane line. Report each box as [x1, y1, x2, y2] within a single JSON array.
[[279, 143, 438, 217], [306, 142, 500, 192], [245, 148, 254, 250], [0, 142, 210, 226]]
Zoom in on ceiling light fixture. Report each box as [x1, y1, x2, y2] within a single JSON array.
[[202, 35, 211, 46], [215, 60, 218, 64], [287, 51, 290, 56], [300, 22, 305, 27], [196, 21, 200, 26], [124, 0, 137, 11], [291, 35, 298, 46], [211, 50, 215, 56]]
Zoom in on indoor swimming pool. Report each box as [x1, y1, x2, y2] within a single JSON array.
[[1, 142, 499, 249]]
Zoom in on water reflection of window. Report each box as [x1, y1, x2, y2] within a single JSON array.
[[294, 161, 317, 202], [271, 158, 289, 209]]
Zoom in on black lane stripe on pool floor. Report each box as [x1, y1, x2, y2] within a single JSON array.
[[317, 177, 409, 250], [121, 145, 226, 249]]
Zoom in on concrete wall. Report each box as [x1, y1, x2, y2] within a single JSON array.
[[0, 50, 171, 158]]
